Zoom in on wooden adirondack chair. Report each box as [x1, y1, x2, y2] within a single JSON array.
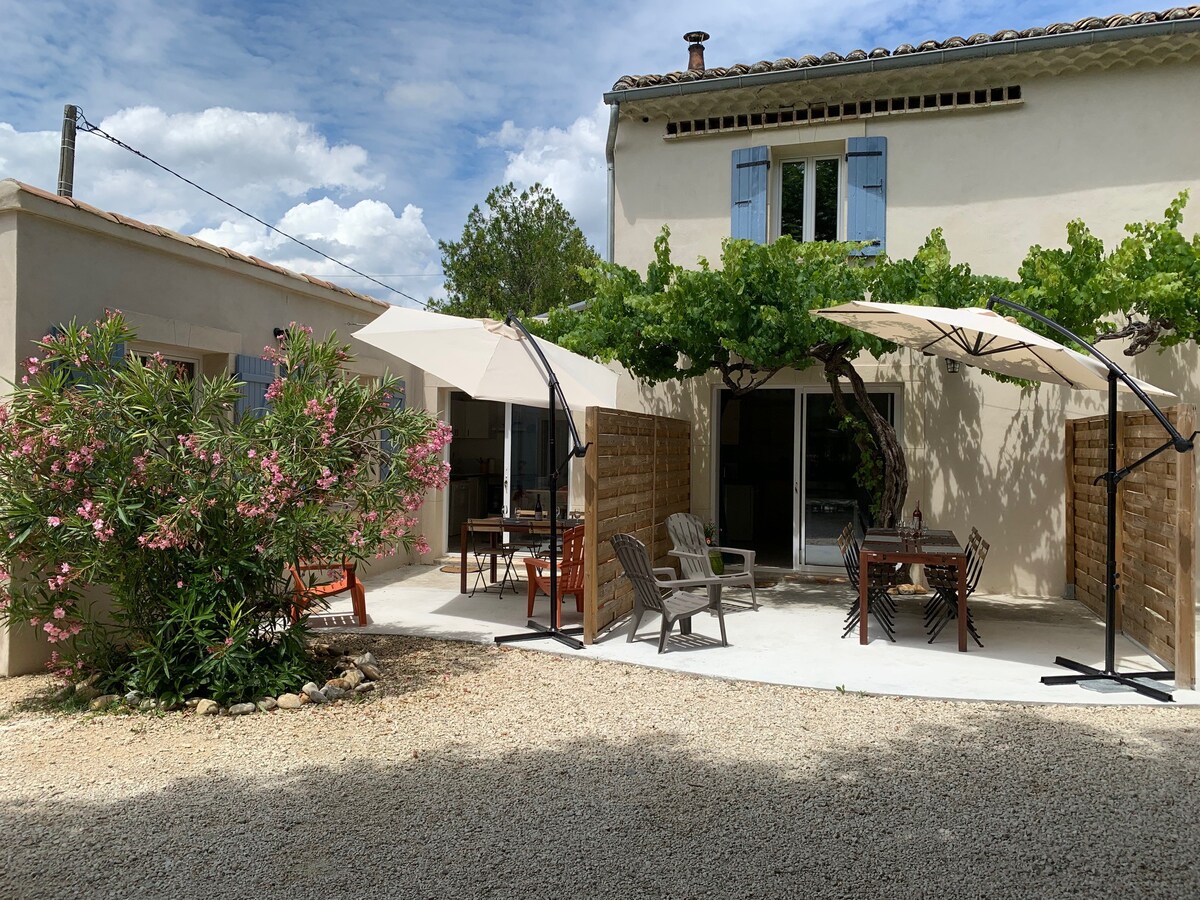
[[289, 560, 367, 626], [523, 525, 585, 619]]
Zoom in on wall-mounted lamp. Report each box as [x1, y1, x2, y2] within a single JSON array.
[[944, 357, 961, 374], [272, 327, 286, 341]]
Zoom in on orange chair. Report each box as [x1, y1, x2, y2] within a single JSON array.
[[289, 560, 367, 626], [523, 525, 585, 620]]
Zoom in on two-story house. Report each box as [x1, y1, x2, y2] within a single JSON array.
[[601, 9, 1200, 597]]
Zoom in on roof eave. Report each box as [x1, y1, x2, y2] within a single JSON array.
[[603, 18, 1200, 105]]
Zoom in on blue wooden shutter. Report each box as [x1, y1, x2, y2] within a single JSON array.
[[846, 136, 887, 256], [730, 146, 769, 242], [234, 354, 275, 422], [379, 381, 406, 481]]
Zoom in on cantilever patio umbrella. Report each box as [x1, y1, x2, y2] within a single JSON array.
[[813, 300, 1172, 395], [353, 306, 618, 410], [353, 306, 619, 650], [814, 296, 1192, 702]]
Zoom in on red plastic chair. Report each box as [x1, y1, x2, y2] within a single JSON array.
[[523, 525, 585, 620]]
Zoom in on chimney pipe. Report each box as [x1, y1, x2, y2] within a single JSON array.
[[684, 31, 710, 71]]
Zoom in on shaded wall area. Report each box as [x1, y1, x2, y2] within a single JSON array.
[[583, 409, 690, 643], [1066, 406, 1197, 685]]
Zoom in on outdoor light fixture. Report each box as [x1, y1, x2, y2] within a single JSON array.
[[943, 357, 961, 374], [272, 327, 286, 341]]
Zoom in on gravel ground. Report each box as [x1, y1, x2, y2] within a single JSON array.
[[1, 635, 1198, 900]]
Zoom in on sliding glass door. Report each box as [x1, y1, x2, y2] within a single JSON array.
[[717, 387, 896, 569]]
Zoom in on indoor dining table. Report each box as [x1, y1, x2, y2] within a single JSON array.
[[858, 528, 969, 651]]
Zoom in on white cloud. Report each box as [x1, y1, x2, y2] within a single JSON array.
[[0, 106, 381, 231], [194, 197, 441, 306], [0, 106, 439, 302], [488, 102, 609, 255]]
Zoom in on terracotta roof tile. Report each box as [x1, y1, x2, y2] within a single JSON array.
[[611, 6, 1200, 91], [6, 179, 389, 310]]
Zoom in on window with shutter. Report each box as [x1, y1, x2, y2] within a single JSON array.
[[730, 146, 769, 243], [845, 136, 887, 256], [379, 381, 406, 481], [233, 354, 275, 423]]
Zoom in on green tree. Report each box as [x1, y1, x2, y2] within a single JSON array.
[[430, 182, 600, 319], [544, 230, 912, 524], [1011, 192, 1200, 354]]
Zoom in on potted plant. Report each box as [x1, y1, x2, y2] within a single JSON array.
[[703, 522, 724, 575]]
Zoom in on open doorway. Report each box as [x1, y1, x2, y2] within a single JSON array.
[[717, 387, 896, 569], [447, 393, 505, 544], [446, 392, 574, 544]]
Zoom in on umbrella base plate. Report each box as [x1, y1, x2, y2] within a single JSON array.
[[495, 621, 585, 650], [1041, 655, 1175, 702]]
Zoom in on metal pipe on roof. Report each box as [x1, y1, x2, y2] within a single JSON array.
[[605, 102, 619, 263]]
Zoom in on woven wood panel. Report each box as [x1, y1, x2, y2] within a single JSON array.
[[583, 408, 691, 643], [1065, 406, 1195, 685]]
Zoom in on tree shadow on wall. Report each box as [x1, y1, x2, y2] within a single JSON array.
[[923, 369, 1068, 596]]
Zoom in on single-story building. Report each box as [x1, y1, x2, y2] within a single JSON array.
[[0, 179, 454, 675]]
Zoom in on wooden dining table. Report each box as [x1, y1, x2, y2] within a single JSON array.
[[459, 516, 583, 595], [858, 528, 970, 651]]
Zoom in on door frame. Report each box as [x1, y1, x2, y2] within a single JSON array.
[[711, 382, 902, 571]]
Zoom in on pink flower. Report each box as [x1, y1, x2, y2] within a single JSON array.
[[176, 580, 184, 589], [53, 607, 66, 619], [47, 516, 61, 527]]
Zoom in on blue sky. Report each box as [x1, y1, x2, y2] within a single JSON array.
[[0, 0, 1108, 303]]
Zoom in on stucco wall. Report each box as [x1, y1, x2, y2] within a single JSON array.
[[613, 60, 1200, 275], [607, 54, 1200, 601], [0, 185, 449, 676]]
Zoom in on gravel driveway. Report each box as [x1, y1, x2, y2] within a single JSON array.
[[1, 635, 1198, 900]]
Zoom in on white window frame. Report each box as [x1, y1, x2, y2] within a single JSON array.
[[771, 154, 845, 243]]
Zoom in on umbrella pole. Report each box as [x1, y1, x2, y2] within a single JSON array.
[[494, 315, 585, 651], [987, 298, 1191, 701]]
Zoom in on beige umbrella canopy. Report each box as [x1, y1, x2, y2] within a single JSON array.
[[813, 300, 1173, 396], [352, 306, 618, 410]]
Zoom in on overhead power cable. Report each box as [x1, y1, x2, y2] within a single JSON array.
[[72, 108, 429, 308]]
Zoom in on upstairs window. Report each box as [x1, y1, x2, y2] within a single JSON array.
[[731, 137, 885, 254], [778, 156, 841, 243]]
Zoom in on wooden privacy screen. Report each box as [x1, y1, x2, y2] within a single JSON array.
[[583, 408, 690, 643], [1065, 405, 1196, 686]]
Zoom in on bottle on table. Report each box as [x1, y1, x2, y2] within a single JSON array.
[[912, 500, 923, 536], [535, 495, 543, 520]]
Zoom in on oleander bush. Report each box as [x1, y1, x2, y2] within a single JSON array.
[[0, 313, 450, 704]]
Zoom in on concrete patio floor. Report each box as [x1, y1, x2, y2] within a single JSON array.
[[318, 562, 1199, 706]]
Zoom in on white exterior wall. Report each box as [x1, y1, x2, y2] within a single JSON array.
[[609, 55, 1200, 600]]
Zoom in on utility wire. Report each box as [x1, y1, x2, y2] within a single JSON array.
[[73, 108, 430, 308]]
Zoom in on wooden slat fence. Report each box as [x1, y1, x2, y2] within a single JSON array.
[[1065, 405, 1196, 686], [583, 408, 690, 643]]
